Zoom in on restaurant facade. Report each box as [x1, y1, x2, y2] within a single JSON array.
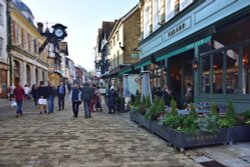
[[121, 0, 250, 112]]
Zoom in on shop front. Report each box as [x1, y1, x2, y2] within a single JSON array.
[[198, 13, 250, 112], [0, 63, 8, 98]]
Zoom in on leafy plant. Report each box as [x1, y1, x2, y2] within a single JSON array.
[[133, 95, 141, 107], [196, 115, 220, 133], [183, 103, 199, 133], [219, 101, 237, 128], [144, 96, 151, 109], [164, 99, 183, 130], [169, 98, 178, 116], [144, 97, 165, 120]]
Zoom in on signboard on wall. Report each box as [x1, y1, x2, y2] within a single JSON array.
[[180, 0, 194, 11]]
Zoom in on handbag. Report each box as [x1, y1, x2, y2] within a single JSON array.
[[10, 101, 17, 107]]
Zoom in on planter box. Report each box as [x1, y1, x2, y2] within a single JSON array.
[[150, 121, 170, 142], [168, 128, 229, 151], [229, 125, 250, 143], [129, 111, 151, 130]]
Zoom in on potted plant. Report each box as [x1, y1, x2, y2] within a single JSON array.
[[228, 106, 250, 143], [130, 96, 151, 130]]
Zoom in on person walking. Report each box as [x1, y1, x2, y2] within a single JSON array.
[[31, 84, 39, 107], [69, 83, 82, 118], [185, 82, 193, 104], [8, 84, 15, 101], [81, 82, 94, 119], [57, 81, 66, 111], [24, 84, 30, 100], [47, 82, 56, 114], [13, 83, 25, 118], [37, 81, 48, 114], [107, 86, 117, 114], [162, 85, 173, 107]]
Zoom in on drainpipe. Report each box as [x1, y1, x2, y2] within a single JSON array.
[[6, 0, 12, 85]]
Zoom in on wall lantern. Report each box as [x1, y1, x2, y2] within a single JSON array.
[[192, 57, 199, 70], [119, 42, 125, 51]]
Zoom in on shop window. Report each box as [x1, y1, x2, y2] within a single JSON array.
[[212, 52, 224, 94], [243, 44, 250, 94], [213, 16, 250, 49], [225, 48, 239, 94], [201, 56, 210, 94]]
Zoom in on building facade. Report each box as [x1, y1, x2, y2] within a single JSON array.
[[0, 0, 8, 98], [107, 4, 140, 91], [9, 0, 48, 89], [131, 0, 250, 111]]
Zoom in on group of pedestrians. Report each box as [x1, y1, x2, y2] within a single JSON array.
[[11, 80, 104, 119]]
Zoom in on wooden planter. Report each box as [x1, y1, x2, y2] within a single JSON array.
[[229, 125, 250, 143], [150, 121, 170, 142], [129, 111, 151, 130], [168, 128, 229, 151]]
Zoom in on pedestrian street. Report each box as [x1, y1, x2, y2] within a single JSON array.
[[0, 100, 201, 167]]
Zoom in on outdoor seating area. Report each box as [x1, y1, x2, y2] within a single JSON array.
[[130, 97, 250, 152]]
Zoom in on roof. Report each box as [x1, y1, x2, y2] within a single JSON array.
[[12, 0, 34, 18]]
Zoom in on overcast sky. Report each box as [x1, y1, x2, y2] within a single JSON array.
[[22, 0, 138, 71]]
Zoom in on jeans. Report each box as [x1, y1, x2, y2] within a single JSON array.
[[83, 101, 91, 118], [16, 100, 23, 115], [47, 96, 54, 113], [58, 94, 65, 110], [72, 101, 81, 117]]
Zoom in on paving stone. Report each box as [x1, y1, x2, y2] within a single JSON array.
[[0, 100, 201, 166]]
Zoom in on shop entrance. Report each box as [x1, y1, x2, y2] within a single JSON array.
[[169, 49, 194, 108]]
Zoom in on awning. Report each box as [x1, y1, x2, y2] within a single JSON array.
[[119, 68, 132, 75], [134, 60, 151, 70], [156, 35, 212, 62]]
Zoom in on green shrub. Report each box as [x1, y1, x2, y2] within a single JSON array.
[[170, 98, 178, 116], [218, 101, 237, 128], [144, 97, 165, 120], [133, 95, 141, 107]]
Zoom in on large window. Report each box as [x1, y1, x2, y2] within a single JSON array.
[[243, 44, 250, 94], [165, 0, 176, 21], [200, 14, 250, 95], [212, 52, 223, 94], [0, 37, 3, 57], [144, 6, 151, 37], [0, 4, 3, 25], [201, 55, 211, 94], [153, 0, 161, 31], [225, 48, 239, 94]]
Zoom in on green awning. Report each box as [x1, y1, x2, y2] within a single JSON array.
[[119, 68, 132, 75], [156, 35, 212, 62], [134, 60, 151, 70]]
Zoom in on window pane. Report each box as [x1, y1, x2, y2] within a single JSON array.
[[243, 44, 250, 94], [226, 48, 239, 94], [213, 52, 224, 94], [201, 56, 210, 94]]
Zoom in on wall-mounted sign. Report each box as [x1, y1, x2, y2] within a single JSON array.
[[165, 17, 191, 39], [180, 0, 194, 11]]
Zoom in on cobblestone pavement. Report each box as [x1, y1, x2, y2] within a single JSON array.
[[0, 100, 202, 167]]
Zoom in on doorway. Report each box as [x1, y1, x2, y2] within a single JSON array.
[[169, 49, 194, 107], [13, 60, 20, 86]]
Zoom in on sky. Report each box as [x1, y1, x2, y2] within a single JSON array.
[[22, 0, 138, 71]]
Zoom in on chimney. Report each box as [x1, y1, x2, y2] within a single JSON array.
[[37, 22, 44, 33]]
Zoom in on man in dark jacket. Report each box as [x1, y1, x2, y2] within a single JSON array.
[[81, 82, 94, 118], [47, 82, 56, 114], [57, 81, 66, 111]]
